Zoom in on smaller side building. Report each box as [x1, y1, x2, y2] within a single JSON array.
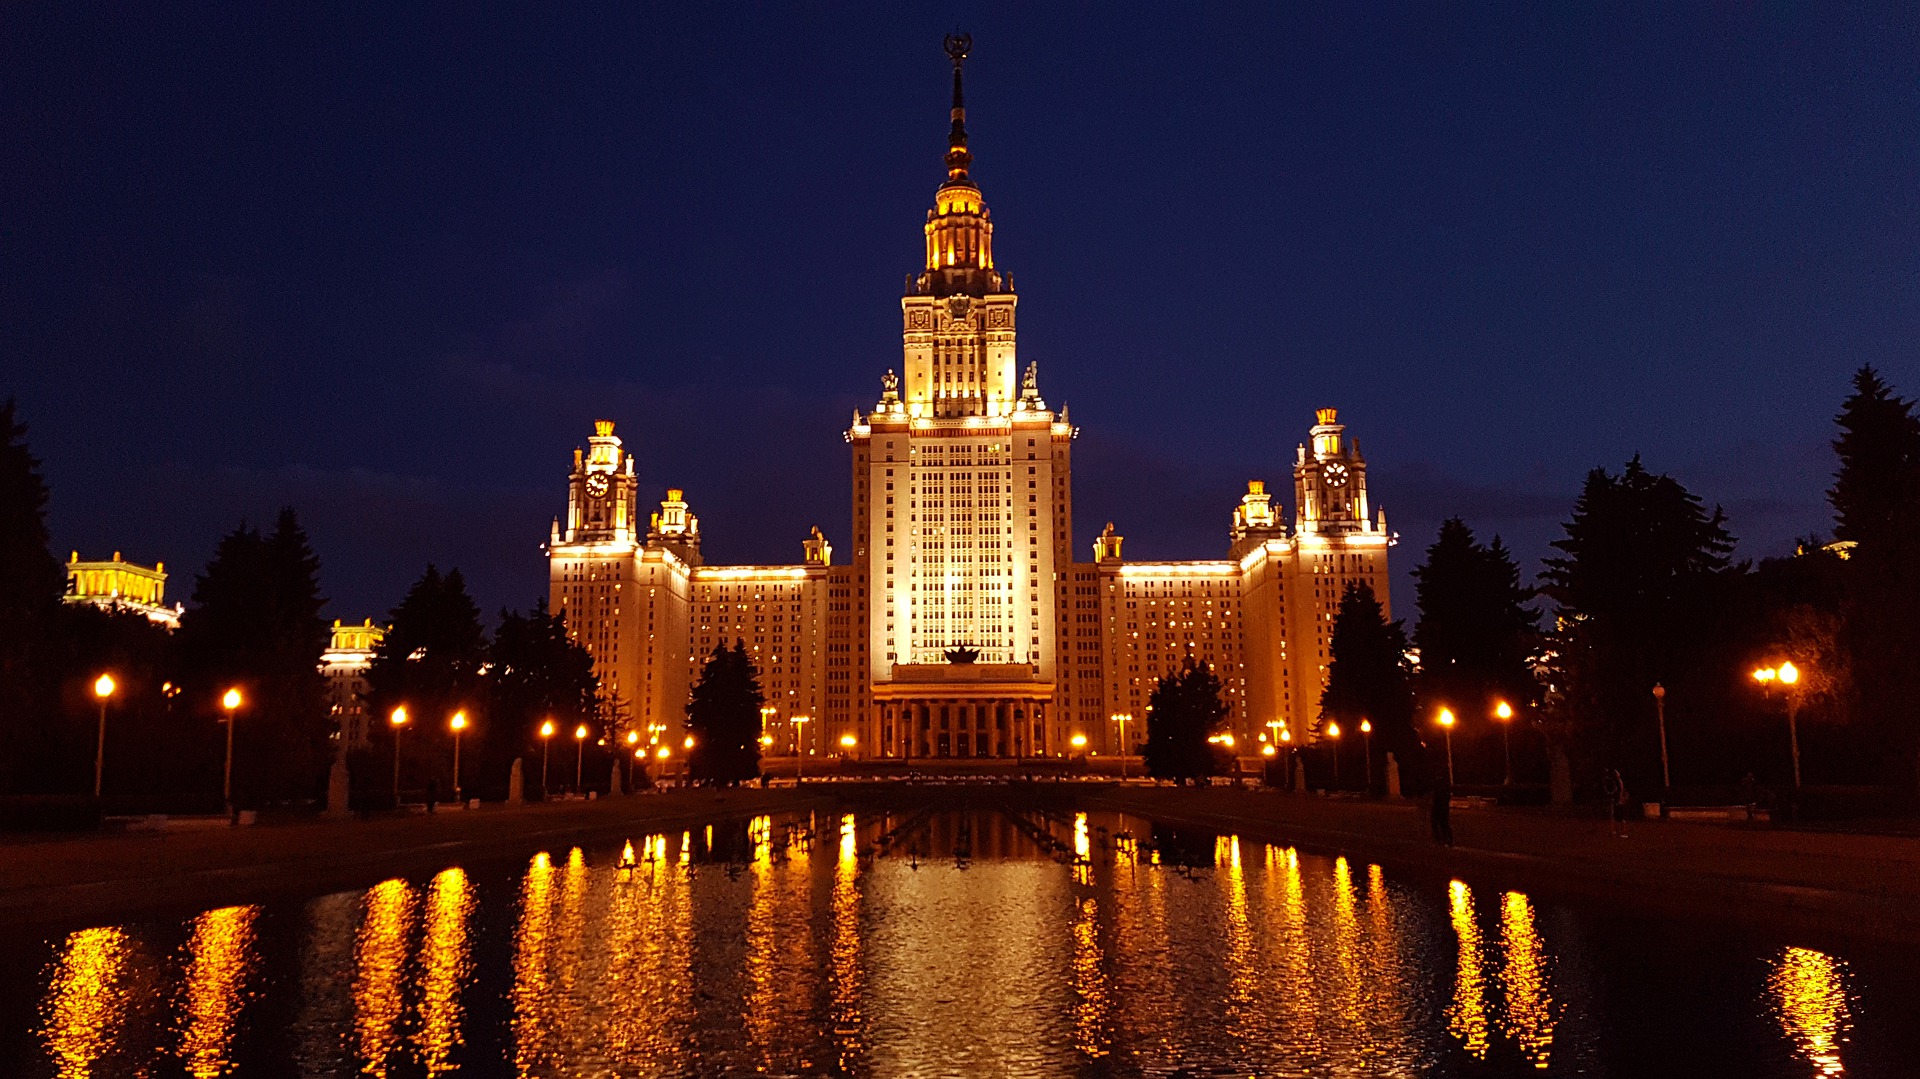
[[64, 551, 183, 628], [322, 618, 387, 751]]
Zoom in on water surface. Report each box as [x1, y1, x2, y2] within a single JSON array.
[[1, 806, 1909, 1076]]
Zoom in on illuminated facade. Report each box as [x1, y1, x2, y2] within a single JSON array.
[[322, 618, 387, 749], [548, 39, 1389, 763], [64, 551, 182, 628]]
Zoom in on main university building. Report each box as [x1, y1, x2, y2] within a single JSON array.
[[548, 42, 1391, 766]]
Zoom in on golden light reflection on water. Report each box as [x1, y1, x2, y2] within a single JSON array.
[[1073, 812, 1093, 887], [1771, 945, 1851, 1077], [1070, 893, 1110, 1059], [510, 851, 555, 1076], [1220, 835, 1255, 1044], [1269, 845, 1320, 1053], [743, 817, 780, 1064], [1328, 855, 1373, 1063], [1498, 890, 1555, 1070], [1447, 878, 1490, 1059], [418, 868, 473, 1075], [19, 810, 1890, 1077], [40, 926, 132, 1079], [178, 905, 256, 1078], [353, 879, 415, 1078], [832, 813, 866, 1071]]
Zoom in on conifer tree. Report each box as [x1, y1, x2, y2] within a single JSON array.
[[1319, 582, 1414, 788], [1409, 520, 1537, 782], [1540, 457, 1736, 788], [1830, 366, 1920, 547], [487, 600, 601, 783], [1829, 367, 1920, 786], [365, 564, 487, 796], [685, 640, 764, 785], [0, 399, 66, 792], [176, 509, 331, 806], [1412, 520, 1535, 706], [1141, 656, 1228, 784]]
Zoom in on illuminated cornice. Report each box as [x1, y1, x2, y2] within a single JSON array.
[[692, 566, 813, 582], [1117, 562, 1240, 578]]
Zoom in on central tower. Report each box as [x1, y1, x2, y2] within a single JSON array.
[[847, 35, 1075, 759]]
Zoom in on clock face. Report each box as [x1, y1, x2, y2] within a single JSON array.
[[585, 473, 610, 499], [946, 295, 972, 321], [1323, 462, 1351, 489]]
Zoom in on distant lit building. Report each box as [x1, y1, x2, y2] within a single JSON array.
[[547, 41, 1391, 763], [322, 618, 386, 750], [64, 551, 183, 628]]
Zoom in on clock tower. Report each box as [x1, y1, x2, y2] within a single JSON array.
[[1295, 407, 1374, 534], [562, 419, 641, 544]]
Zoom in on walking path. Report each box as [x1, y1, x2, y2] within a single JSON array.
[[0, 788, 826, 929], [1086, 785, 1920, 946]]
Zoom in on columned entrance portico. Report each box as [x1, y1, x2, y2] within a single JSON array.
[[871, 663, 1056, 761]]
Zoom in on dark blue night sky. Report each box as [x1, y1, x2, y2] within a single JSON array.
[[5, 5, 1916, 622]]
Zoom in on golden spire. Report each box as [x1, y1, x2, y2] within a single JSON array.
[[918, 32, 999, 296], [943, 32, 974, 186]]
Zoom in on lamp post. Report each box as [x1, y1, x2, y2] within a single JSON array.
[[450, 711, 468, 803], [1753, 663, 1806, 789], [1279, 726, 1295, 790], [1651, 684, 1671, 796], [221, 688, 243, 819], [760, 705, 777, 755], [574, 723, 589, 791], [92, 674, 115, 800], [1437, 707, 1456, 787], [389, 706, 408, 806], [539, 719, 555, 798], [1360, 718, 1374, 793], [1111, 712, 1134, 780], [839, 732, 857, 758], [625, 729, 640, 789], [791, 715, 810, 781], [1494, 701, 1515, 786], [1325, 721, 1342, 787]]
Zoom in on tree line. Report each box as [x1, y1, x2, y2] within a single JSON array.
[[0, 397, 604, 815], [1142, 367, 1920, 804]]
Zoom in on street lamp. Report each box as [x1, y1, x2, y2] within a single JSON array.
[[1279, 725, 1295, 790], [1753, 662, 1806, 789], [791, 715, 810, 781], [574, 723, 589, 791], [91, 674, 116, 800], [221, 688, 243, 818], [389, 706, 409, 806], [1070, 732, 1088, 754], [1437, 707, 1456, 786], [840, 732, 857, 757], [450, 711, 468, 802], [1494, 700, 1515, 786], [1360, 718, 1374, 793], [1651, 684, 1671, 796], [1325, 721, 1342, 787], [1111, 712, 1135, 780], [538, 719, 555, 798]]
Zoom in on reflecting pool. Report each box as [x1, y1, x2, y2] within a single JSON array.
[[2, 807, 1915, 1076]]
